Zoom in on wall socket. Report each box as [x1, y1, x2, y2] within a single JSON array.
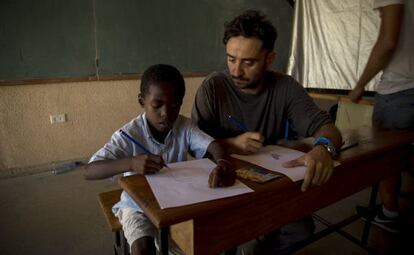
[[50, 114, 66, 124]]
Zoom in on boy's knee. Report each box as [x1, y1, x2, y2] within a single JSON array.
[[131, 236, 156, 255]]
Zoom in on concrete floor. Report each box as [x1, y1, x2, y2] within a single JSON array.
[[0, 168, 413, 255]]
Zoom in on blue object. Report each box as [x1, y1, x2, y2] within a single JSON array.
[[314, 136, 333, 146], [119, 129, 169, 168], [119, 129, 168, 168], [314, 136, 338, 158], [284, 120, 289, 141], [119, 129, 152, 154], [228, 115, 248, 132]]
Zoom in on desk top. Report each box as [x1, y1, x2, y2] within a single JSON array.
[[119, 127, 414, 228]]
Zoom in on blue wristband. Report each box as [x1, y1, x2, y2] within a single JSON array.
[[314, 136, 332, 146], [314, 136, 338, 157]]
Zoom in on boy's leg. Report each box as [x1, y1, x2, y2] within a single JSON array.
[[116, 208, 158, 255], [131, 236, 156, 255], [116, 208, 185, 255]]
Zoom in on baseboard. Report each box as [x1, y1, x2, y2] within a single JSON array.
[[0, 158, 88, 180]]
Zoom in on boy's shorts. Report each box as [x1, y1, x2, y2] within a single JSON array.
[[116, 207, 157, 246], [116, 208, 183, 255]]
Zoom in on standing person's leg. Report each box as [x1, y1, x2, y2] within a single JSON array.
[[379, 174, 401, 212], [367, 88, 414, 232]]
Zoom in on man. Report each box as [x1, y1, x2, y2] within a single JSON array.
[[192, 10, 342, 254], [349, 0, 413, 234]]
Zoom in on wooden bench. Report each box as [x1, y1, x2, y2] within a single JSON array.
[[98, 189, 129, 255]]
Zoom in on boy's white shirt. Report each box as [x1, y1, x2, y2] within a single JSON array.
[[89, 113, 214, 213]]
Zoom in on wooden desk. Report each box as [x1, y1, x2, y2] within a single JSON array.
[[119, 127, 414, 255]]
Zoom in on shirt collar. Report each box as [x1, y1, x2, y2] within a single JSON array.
[[141, 112, 176, 144]]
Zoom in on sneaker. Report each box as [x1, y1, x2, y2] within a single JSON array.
[[355, 205, 400, 233]]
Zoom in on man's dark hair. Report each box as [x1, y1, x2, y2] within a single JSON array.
[[223, 10, 277, 50], [140, 64, 185, 100]]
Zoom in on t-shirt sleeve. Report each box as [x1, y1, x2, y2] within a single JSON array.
[[285, 79, 333, 137], [89, 131, 132, 163], [186, 120, 214, 159], [191, 76, 221, 137]]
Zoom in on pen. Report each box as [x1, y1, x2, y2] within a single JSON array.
[[340, 141, 359, 152], [119, 129, 169, 168], [284, 120, 289, 141], [228, 115, 248, 132]]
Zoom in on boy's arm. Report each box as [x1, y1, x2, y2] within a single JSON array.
[[83, 158, 133, 180], [206, 141, 236, 188], [82, 154, 165, 180], [206, 140, 228, 161]]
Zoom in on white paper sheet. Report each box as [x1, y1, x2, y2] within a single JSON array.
[[231, 145, 308, 182], [145, 158, 254, 209]]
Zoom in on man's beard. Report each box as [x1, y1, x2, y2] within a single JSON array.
[[231, 75, 261, 90]]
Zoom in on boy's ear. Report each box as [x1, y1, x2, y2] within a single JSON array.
[[138, 94, 144, 106]]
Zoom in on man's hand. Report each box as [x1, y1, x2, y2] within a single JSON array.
[[130, 154, 165, 175], [209, 159, 236, 188], [348, 85, 365, 103], [231, 132, 264, 154], [282, 146, 334, 192]]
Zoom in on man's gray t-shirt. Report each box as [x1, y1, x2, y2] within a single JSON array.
[[192, 70, 332, 144]]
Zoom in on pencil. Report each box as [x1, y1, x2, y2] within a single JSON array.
[[228, 115, 248, 132], [284, 120, 289, 141], [340, 141, 359, 152], [119, 129, 169, 168]]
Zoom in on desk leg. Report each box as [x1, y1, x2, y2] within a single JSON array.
[[361, 184, 378, 246], [159, 227, 169, 255]]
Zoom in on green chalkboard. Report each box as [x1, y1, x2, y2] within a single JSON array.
[[0, 0, 96, 81], [95, 0, 294, 75], [0, 0, 293, 81]]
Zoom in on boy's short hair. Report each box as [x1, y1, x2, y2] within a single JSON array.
[[140, 64, 185, 100], [223, 10, 277, 50]]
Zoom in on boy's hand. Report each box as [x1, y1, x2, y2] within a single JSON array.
[[130, 154, 165, 175], [209, 159, 236, 188], [231, 132, 264, 154]]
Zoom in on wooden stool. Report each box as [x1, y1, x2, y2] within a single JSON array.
[[98, 189, 129, 255]]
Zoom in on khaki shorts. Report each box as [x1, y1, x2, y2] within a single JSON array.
[[115, 207, 157, 246], [115, 208, 183, 254]]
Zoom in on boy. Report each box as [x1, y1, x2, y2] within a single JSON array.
[[83, 64, 236, 255]]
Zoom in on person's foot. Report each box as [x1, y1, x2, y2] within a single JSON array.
[[355, 205, 400, 233]]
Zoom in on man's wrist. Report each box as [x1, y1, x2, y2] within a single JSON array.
[[314, 136, 338, 158]]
